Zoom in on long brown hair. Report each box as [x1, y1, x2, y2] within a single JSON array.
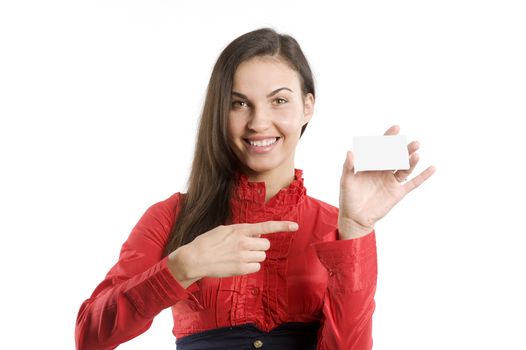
[[163, 27, 316, 256]]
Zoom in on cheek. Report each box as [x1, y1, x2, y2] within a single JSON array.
[[275, 109, 305, 135], [227, 115, 240, 138]]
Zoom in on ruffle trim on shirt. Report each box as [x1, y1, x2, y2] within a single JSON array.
[[224, 168, 307, 330], [230, 168, 307, 222]]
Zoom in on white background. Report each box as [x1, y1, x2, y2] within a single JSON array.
[[1, 0, 525, 349]]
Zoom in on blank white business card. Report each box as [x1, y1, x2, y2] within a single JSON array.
[[352, 135, 410, 173]]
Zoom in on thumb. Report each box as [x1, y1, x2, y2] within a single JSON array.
[[341, 151, 357, 188], [343, 151, 356, 175]]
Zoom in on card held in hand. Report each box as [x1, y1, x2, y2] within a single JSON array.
[[352, 135, 410, 173]]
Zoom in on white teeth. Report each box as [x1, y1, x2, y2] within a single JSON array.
[[248, 138, 278, 147]]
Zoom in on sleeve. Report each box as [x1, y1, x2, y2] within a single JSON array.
[[75, 193, 201, 350], [311, 229, 378, 350]]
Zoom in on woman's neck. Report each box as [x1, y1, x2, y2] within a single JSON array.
[[243, 166, 296, 203]]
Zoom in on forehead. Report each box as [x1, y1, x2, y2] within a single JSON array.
[[232, 56, 301, 93]]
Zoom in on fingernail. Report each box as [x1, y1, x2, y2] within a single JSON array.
[[289, 223, 299, 230]]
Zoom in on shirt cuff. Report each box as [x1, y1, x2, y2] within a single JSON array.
[[311, 229, 377, 292], [123, 256, 201, 318]]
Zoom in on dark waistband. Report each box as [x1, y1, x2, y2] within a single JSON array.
[[175, 322, 320, 350]]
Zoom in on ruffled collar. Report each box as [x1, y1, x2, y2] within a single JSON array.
[[231, 168, 306, 208]]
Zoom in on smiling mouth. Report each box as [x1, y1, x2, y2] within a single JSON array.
[[243, 137, 280, 147]]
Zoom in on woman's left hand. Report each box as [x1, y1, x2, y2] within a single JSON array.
[[338, 125, 436, 240]]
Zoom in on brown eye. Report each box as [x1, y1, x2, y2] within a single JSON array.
[[275, 98, 287, 105], [232, 100, 247, 108]]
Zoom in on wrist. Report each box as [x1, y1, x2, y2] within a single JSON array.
[[338, 217, 374, 240], [167, 244, 202, 288]]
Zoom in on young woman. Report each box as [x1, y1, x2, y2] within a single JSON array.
[[75, 28, 435, 350]]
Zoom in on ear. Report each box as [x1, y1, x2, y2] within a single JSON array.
[[302, 93, 315, 125]]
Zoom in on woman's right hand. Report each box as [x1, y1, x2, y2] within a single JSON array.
[[168, 221, 298, 286]]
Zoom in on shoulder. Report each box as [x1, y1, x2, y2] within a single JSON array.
[[300, 195, 339, 241], [149, 191, 184, 210], [303, 194, 339, 217], [143, 192, 184, 224], [126, 192, 184, 248], [135, 192, 185, 233]]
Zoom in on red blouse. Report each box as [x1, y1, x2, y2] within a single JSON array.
[[75, 169, 378, 349]]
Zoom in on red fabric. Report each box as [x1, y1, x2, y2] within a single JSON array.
[[75, 169, 377, 350]]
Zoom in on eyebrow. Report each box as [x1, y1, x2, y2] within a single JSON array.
[[231, 87, 293, 99]]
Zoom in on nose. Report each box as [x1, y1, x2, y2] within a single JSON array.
[[247, 105, 271, 132]]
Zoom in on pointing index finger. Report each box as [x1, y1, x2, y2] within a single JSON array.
[[244, 221, 299, 237]]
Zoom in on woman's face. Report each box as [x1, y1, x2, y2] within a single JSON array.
[[227, 56, 314, 181]]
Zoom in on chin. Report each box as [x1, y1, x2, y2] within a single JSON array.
[[241, 158, 281, 175]]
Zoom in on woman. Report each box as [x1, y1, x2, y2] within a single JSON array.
[[75, 28, 435, 350]]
